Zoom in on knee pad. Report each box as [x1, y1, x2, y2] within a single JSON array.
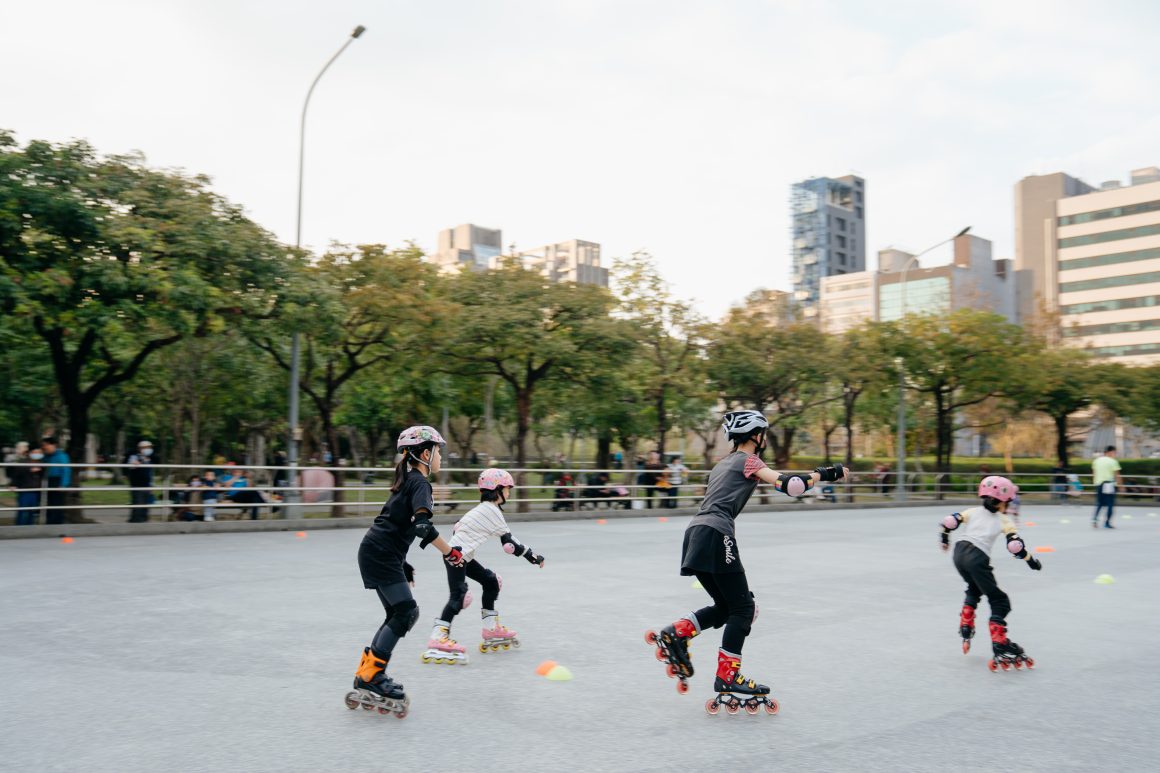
[[462, 591, 473, 610], [482, 570, 501, 596], [732, 597, 756, 635], [449, 581, 469, 608], [386, 600, 420, 636]]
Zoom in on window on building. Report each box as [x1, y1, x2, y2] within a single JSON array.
[[1058, 199, 1160, 226], [855, 206, 863, 219], [1058, 223, 1160, 249], [856, 191, 863, 204], [836, 235, 847, 248], [836, 217, 847, 232], [837, 252, 846, 264], [1058, 246, 1160, 272], [1059, 270, 1160, 294]]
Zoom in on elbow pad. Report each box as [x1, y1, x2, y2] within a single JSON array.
[[941, 513, 963, 531], [414, 519, 440, 549], [1006, 532, 1028, 559], [777, 473, 810, 498], [500, 532, 527, 557]]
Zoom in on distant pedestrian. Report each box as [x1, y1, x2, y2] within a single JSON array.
[[1091, 446, 1122, 529], [642, 451, 664, 509], [40, 436, 70, 525], [126, 440, 156, 523], [664, 455, 689, 509], [5, 442, 42, 525]]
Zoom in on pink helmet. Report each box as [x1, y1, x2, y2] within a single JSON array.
[[396, 425, 446, 450], [478, 468, 515, 491], [978, 475, 1018, 502]]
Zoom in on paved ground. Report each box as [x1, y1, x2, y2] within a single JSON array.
[[1, 504, 1158, 772]]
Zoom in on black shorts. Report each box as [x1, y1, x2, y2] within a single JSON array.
[[680, 524, 744, 576], [358, 536, 408, 589]]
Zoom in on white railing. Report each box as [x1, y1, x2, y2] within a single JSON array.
[[1, 463, 1157, 524]]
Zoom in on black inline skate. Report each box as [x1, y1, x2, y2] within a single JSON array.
[[706, 650, 779, 716], [644, 618, 696, 694], [988, 622, 1034, 672], [345, 647, 410, 718]]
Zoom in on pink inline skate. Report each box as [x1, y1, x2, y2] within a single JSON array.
[[421, 621, 468, 665], [480, 613, 521, 653]]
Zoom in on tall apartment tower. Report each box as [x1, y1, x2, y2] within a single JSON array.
[[434, 223, 503, 272], [791, 175, 866, 320], [1014, 173, 1095, 321]]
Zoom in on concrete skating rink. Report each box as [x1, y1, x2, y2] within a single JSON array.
[[2, 504, 1159, 772]]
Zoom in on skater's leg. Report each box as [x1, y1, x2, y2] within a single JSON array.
[[692, 571, 730, 630], [466, 560, 501, 610], [713, 571, 755, 656], [440, 562, 469, 622], [958, 548, 1011, 624], [952, 542, 983, 609], [372, 582, 419, 657]]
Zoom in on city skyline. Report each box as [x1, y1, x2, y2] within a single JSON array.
[[3, 1, 1160, 318]]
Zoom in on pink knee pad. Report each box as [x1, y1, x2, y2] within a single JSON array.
[[495, 573, 503, 592], [1006, 539, 1024, 556], [462, 591, 473, 610]]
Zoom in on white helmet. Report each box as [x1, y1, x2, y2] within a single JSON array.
[[722, 410, 769, 439]]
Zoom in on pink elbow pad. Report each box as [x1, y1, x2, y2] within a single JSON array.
[[942, 515, 959, 530], [1007, 539, 1024, 555], [503, 543, 516, 554]]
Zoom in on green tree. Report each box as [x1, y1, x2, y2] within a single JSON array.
[[0, 133, 287, 490], [885, 310, 1027, 473], [707, 291, 836, 468], [438, 263, 618, 507], [612, 251, 705, 454]]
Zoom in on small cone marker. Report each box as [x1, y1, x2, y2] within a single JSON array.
[[596, 519, 607, 525], [1024, 521, 1037, 527], [1060, 519, 1071, 524], [295, 531, 307, 538], [545, 665, 573, 681], [535, 660, 558, 676], [1122, 514, 1133, 520], [1094, 574, 1115, 585], [60, 536, 73, 544], [1149, 512, 1157, 517], [1035, 546, 1055, 553], [691, 579, 703, 589], [657, 517, 668, 523]]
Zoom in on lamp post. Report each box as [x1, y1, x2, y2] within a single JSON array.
[[287, 25, 366, 517], [894, 225, 971, 502]]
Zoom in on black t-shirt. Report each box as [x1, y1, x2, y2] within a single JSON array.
[[358, 469, 435, 587]]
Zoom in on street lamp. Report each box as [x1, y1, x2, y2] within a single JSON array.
[[894, 225, 970, 502], [287, 25, 366, 517]]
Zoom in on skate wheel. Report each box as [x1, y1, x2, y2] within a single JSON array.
[[362, 702, 374, 710], [644, 630, 658, 645], [665, 663, 676, 678], [394, 707, 408, 719], [1025, 658, 1035, 669], [676, 680, 689, 695], [344, 692, 360, 710], [962, 641, 970, 654], [655, 647, 667, 662], [988, 660, 998, 672], [479, 643, 488, 654], [765, 699, 780, 715], [726, 701, 740, 715], [421, 655, 431, 664], [502, 643, 511, 651], [745, 702, 759, 715], [512, 640, 521, 648], [378, 706, 391, 715], [1000, 661, 1011, 671], [705, 699, 720, 715], [1013, 660, 1023, 670]]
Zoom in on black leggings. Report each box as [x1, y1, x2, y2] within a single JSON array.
[[371, 581, 418, 658], [692, 570, 756, 655], [953, 541, 1011, 624], [441, 560, 501, 621]]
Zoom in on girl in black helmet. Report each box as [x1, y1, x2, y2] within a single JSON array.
[[645, 410, 846, 715]]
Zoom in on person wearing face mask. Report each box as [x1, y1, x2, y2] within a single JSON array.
[[126, 440, 156, 523], [6, 442, 43, 525]]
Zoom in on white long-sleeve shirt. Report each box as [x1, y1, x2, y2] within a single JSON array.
[[450, 501, 513, 562], [953, 505, 1018, 555]]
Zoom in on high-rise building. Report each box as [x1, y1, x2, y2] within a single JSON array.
[[434, 223, 503, 272], [791, 175, 866, 320], [1014, 173, 1096, 321], [519, 239, 609, 287], [1053, 167, 1160, 364], [876, 233, 1017, 323], [819, 272, 877, 333]]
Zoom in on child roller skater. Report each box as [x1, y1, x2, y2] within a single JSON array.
[[423, 468, 546, 664], [939, 475, 1042, 671], [346, 426, 466, 718], [645, 410, 846, 715]]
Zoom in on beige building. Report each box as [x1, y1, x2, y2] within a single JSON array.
[[819, 271, 877, 333], [434, 223, 503, 272], [1014, 173, 1096, 321], [518, 239, 609, 287], [1053, 168, 1160, 364]]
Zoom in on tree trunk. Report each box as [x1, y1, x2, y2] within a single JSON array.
[[1054, 414, 1070, 468], [772, 427, 794, 470], [64, 403, 92, 523], [322, 410, 345, 517], [515, 387, 532, 512], [844, 396, 856, 504], [655, 392, 667, 456], [596, 433, 612, 471]]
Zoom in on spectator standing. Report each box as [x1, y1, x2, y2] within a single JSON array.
[[201, 470, 221, 521], [1091, 446, 1122, 529], [126, 440, 156, 523], [664, 455, 689, 509], [6, 442, 42, 525], [1051, 464, 1068, 504], [642, 451, 665, 509], [40, 436, 70, 525]]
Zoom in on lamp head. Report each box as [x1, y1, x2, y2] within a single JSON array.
[[352, 25, 366, 38]]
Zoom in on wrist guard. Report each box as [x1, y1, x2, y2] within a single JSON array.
[[524, 550, 544, 566], [813, 464, 845, 483]]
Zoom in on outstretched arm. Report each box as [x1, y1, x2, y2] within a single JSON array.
[[1001, 514, 1042, 570], [754, 463, 846, 496], [500, 532, 546, 567]]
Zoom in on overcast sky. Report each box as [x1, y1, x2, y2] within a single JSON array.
[[4, 0, 1159, 318]]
